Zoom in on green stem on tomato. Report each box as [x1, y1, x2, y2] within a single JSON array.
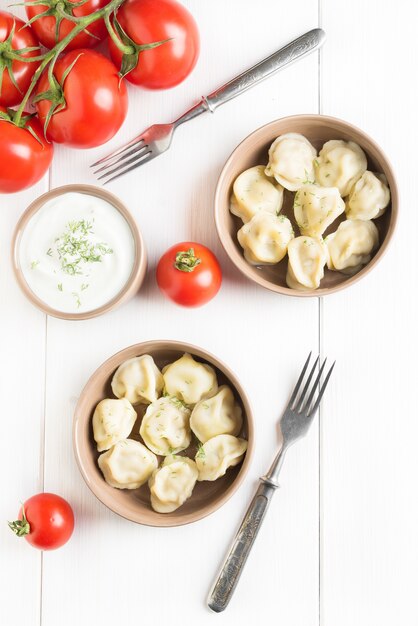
[[54, 3, 85, 23], [174, 248, 202, 272], [6, 51, 47, 62], [104, 13, 134, 55], [13, 0, 125, 126], [8, 504, 30, 538]]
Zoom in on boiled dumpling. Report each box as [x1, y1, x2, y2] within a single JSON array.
[[237, 212, 294, 265], [149, 455, 198, 513], [346, 171, 390, 220], [190, 385, 243, 443], [162, 353, 218, 405], [139, 396, 191, 456], [230, 165, 284, 223], [196, 434, 247, 481], [294, 184, 345, 238], [325, 219, 379, 274], [111, 355, 164, 405], [98, 439, 157, 489], [314, 139, 367, 197], [286, 236, 327, 291], [93, 398, 137, 452], [265, 133, 317, 191]]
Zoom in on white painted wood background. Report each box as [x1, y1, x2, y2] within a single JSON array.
[[1, 1, 417, 624]]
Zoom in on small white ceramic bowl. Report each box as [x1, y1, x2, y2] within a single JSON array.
[[12, 184, 147, 320]]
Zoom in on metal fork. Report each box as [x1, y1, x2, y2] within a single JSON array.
[[207, 353, 335, 613], [91, 28, 326, 184]]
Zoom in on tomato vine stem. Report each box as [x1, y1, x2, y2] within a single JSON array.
[[13, 0, 125, 126]]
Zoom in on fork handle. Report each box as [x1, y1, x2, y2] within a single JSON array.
[[204, 28, 325, 111], [207, 480, 278, 613]]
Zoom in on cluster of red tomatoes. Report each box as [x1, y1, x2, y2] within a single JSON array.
[[0, 0, 200, 193]]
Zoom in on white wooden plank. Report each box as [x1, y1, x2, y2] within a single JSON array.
[[40, 2, 321, 625], [0, 172, 48, 626], [0, 6, 49, 614], [320, 1, 418, 624]]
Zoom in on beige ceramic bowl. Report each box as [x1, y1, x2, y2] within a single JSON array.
[[73, 340, 254, 527], [215, 115, 398, 296], [12, 184, 147, 320]]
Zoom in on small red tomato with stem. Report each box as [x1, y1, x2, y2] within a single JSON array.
[[108, 0, 200, 89], [157, 242, 222, 307], [25, 0, 109, 51], [0, 11, 41, 107], [8, 493, 74, 551], [0, 107, 53, 193]]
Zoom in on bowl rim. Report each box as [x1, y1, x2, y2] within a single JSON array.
[[72, 340, 255, 527], [214, 113, 399, 297], [11, 183, 147, 320]]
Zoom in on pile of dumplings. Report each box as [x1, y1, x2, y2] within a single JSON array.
[[92, 353, 247, 513], [230, 133, 391, 290]]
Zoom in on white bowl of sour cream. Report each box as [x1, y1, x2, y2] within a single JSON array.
[[12, 185, 147, 320]]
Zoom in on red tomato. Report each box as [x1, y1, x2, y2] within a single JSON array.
[[25, 0, 108, 51], [157, 242, 222, 307], [108, 0, 200, 89], [0, 110, 53, 193], [9, 493, 74, 551], [0, 11, 40, 107], [35, 49, 128, 148]]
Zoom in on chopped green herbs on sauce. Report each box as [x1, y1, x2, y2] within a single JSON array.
[[39, 219, 114, 308], [52, 219, 113, 277]]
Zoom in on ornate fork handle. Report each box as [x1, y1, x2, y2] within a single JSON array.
[[205, 28, 325, 111], [208, 480, 278, 613]]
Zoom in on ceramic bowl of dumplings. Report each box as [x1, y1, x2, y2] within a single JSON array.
[[73, 340, 254, 527], [215, 114, 398, 296]]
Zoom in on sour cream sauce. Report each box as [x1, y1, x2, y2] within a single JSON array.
[[20, 192, 135, 313]]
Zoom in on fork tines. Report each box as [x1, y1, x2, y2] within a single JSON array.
[[91, 138, 153, 184], [289, 353, 335, 417]]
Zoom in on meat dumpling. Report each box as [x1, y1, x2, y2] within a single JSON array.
[[325, 219, 379, 275], [294, 184, 345, 238], [111, 355, 164, 405], [286, 236, 327, 291], [195, 434, 247, 481], [314, 139, 367, 197], [230, 165, 284, 223], [162, 353, 218, 405], [149, 455, 198, 513], [190, 385, 242, 443], [92, 398, 137, 452], [140, 396, 191, 456], [237, 212, 294, 265], [265, 133, 317, 191], [345, 171, 390, 220], [98, 439, 157, 489]]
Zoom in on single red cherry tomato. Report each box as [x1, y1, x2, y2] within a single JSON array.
[[157, 242, 222, 307], [25, 0, 108, 51], [8, 493, 74, 551], [35, 49, 128, 148], [0, 109, 53, 193], [108, 0, 200, 89], [0, 11, 40, 107]]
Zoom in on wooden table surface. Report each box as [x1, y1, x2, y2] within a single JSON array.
[[1, 1, 417, 624]]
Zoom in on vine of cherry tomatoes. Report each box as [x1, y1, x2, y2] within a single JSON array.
[[0, 0, 200, 193]]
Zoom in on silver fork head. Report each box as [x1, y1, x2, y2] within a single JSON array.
[[280, 353, 335, 445], [90, 123, 175, 184]]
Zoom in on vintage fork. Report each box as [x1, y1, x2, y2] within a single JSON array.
[[207, 353, 335, 613], [91, 28, 326, 184]]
